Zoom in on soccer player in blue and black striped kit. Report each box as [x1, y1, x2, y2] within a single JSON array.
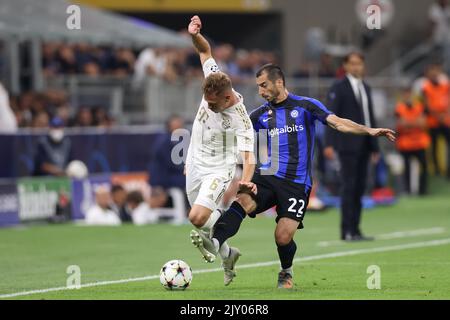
[[199, 64, 395, 288]]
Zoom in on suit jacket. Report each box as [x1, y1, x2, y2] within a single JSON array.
[[325, 76, 379, 154]]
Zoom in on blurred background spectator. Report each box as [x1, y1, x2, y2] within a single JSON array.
[[428, 0, 450, 73], [111, 184, 133, 223], [421, 62, 450, 178], [395, 86, 431, 195], [33, 117, 74, 176], [85, 185, 121, 226], [147, 114, 189, 222], [149, 115, 186, 191], [126, 190, 158, 225], [149, 186, 188, 225]]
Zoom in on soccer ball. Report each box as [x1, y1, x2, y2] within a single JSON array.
[[159, 260, 193, 290]]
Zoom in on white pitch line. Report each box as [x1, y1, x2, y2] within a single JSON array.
[[1, 238, 450, 299], [317, 227, 446, 247]]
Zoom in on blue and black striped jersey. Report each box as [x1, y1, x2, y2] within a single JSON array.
[[250, 93, 332, 187]]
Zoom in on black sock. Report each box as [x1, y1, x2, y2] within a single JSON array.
[[212, 201, 246, 247], [277, 240, 297, 270]]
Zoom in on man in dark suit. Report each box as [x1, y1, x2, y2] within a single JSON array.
[[324, 52, 379, 241]]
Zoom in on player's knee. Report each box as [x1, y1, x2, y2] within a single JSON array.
[[188, 210, 207, 228], [275, 231, 293, 246], [236, 193, 257, 214]]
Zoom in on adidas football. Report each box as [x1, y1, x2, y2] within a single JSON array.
[[159, 260, 193, 290]]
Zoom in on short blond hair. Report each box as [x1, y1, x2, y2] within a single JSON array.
[[202, 72, 232, 96]]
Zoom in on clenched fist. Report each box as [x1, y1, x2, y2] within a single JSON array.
[[188, 15, 202, 35]]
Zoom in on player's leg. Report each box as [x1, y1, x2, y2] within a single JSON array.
[[274, 218, 299, 289], [189, 173, 239, 272], [188, 204, 219, 263], [212, 175, 276, 285], [210, 193, 256, 286], [211, 193, 256, 250], [208, 193, 256, 286], [273, 180, 311, 289], [188, 204, 220, 230], [186, 169, 222, 263], [211, 173, 276, 251], [186, 166, 221, 231]]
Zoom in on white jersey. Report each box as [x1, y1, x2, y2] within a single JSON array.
[[186, 58, 254, 171]]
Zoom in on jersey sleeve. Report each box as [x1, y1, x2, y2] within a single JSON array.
[[249, 106, 266, 132], [249, 112, 260, 131], [202, 57, 220, 78], [303, 97, 333, 125], [234, 105, 255, 152], [236, 128, 254, 152]]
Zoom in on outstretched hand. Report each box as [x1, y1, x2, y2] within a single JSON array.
[[188, 15, 202, 35], [369, 128, 396, 142]]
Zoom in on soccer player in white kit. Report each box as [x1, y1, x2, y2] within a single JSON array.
[[186, 15, 257, 285]]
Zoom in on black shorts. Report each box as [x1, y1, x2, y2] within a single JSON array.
[[240, 172, 311, 229]]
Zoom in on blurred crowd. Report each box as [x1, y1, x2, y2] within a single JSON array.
[[397, 62, 450, 190], [42, 43, 136, 77], [41, 41, 280, 84], [1, 0, 449, 132], [84, 183, 187, 226], [133, 44, 280, 85], [7, 89, 115, 129], [2, 41, 281, 130]]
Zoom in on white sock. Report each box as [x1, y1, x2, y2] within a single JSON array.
[[281, 266, 293, 276], [201, 209, 221, 233], [212, 238, 220, 252], [212, 237, 230, 259], [219, 241, 230, 259]]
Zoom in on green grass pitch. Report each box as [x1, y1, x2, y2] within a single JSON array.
[[0, 178, 449, 300]]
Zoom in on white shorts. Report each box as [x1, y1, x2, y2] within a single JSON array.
[[185, 164, 235, 211]]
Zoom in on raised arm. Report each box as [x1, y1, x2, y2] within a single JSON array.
[[326, 114, 396, 142], [188, 15, 212, 65]]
